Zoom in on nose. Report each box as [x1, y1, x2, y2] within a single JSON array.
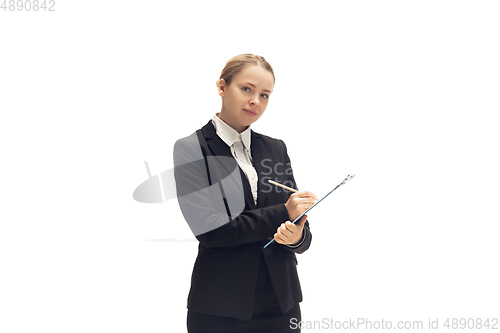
[[250, 94, 260, 106]]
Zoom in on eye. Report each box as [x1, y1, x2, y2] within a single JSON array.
[[261, 94, 269, 99], [242, 87, 251, 92]]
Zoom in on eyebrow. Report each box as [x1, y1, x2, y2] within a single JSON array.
[[245, 82, 273, 93]]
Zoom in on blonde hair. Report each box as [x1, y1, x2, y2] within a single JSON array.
[[217, 53, 275, 87]]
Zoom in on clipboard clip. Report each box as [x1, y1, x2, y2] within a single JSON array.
[[341, 173, 356, 185]]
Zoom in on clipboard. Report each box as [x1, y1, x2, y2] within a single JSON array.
[[263, 173, 356, 249]]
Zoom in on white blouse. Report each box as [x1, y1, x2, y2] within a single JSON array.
[[212, 114, 258, 205]]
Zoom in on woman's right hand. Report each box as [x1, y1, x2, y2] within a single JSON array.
[[285, 190, 317, 221]]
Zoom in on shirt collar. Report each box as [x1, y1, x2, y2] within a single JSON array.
[[212, 113, 252, 150]]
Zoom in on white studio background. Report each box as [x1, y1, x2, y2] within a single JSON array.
[[1, 1, 499, 332]]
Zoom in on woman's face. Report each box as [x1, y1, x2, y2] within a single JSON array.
[[217, 65, 274, 133]]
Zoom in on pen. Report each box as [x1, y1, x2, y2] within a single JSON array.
[[268, 179, 319, 202], [267, 179, 298, 193]]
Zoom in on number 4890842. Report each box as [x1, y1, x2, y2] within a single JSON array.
[[1, 0, 56, 11]]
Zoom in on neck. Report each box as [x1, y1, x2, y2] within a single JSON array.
[[217, 111, 247, 133]]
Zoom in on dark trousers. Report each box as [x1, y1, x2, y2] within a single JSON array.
[[187, 255, 301, 333]]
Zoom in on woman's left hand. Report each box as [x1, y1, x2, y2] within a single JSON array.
[[274, 215, 307, 246]]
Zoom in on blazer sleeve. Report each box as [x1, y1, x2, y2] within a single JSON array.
[[174, 136, 291, 248], [280, 140, 313, 254]]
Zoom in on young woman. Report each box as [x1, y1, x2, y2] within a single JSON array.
[[174, 54, 317, 332]]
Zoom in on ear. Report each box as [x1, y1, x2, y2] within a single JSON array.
[[217, 79, 226, 97]]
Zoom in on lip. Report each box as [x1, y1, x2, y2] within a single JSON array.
[[243, 108, 257, 116]]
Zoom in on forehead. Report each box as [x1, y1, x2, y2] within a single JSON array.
[[233, 65, 274, 90]]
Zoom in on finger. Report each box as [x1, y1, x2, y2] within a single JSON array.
[[286, 221, 304, 231], [295, 190, 317, 200], [281, 228, 293, 238], [274, 233, 286, 244], [297, 202, 314, 211], [297, 197, 316, 206], [277, 226, 286, 239], [303, 201, 315, 209], [273, 233, 281, 243], [296, 215, 308, 227], [279, 224, 291, 238], [284, 221, 295, 232], [285, 221, 302, 232]]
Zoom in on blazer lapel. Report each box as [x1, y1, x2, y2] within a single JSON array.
[[251, 131, 270, 208], [201, 120, 256, 210]]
